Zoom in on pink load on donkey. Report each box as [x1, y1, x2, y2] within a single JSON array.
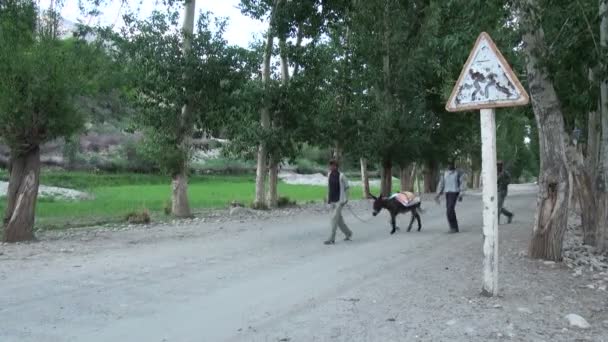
[[389, 191, 420, 208]]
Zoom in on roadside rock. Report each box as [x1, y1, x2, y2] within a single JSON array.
[[517, 307, 532, 314], [563, 215, 608, 293], [565, 314, 591, 329], [229, 206, 253, 217], [0, 181, 93, 201]]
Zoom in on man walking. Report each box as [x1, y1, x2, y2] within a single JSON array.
[[497, 160, 514, 224], [435, 161, 466, 233], [324, 159, 353, 245]]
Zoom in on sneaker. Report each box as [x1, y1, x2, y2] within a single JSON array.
[[344, 234, 352, 241], [324, 240, 335, 245], [508, 215, 513, 224], [448, 229, 459, 234]]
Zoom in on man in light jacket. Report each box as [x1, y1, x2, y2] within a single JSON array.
[[324, 159, 353, 245], [435, 161, 466, 233]]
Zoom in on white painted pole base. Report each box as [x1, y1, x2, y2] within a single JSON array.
[[480, 108, 499, 297]]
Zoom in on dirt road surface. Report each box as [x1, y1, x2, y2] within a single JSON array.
[[1, 190, 607, 341]]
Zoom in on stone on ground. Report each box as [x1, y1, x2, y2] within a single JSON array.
[[564, 314, 590, 329]]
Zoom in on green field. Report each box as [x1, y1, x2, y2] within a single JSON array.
[[0, 171, 385, 230]]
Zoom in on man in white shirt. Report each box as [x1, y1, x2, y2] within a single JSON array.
[[435, 161, 466, 233]]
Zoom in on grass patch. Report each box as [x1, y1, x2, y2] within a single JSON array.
[[0, 169, 398, 230], [0, 170, 388, 229]]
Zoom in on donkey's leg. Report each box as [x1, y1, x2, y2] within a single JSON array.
[[416, 210, 422, 231], [390, 214, 398, 235], [407, 210, 415, 232]]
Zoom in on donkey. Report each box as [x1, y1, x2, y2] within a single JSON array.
[[371, 194, 423, 235]]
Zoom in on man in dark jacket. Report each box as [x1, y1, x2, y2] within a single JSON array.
[[497, 161, 513, 224], [324, 159, 352, 245]]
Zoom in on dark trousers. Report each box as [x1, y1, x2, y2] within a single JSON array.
[[445, 192, 459, 231], [498, 191, 513, 221]]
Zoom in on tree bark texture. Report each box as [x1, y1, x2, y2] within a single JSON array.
[[380, 158, 392, 197], [266, 6, 289, 208], [333, 142, 342, 165], [587, 69, 601, 175], [473, 170, 481, 189], [520, 0, 571, 261], [360, 158, 371, 198], [171, 0, 196, 217], [567, 145, 598, 245], [3, 147, 41, 242], [423, 160, 439, 193], [598, 0, 608, 251], [171, 170, 191, 218], [267, 155, 279, 208], [253, 1, 278, 209], [266, 34, 289, 208], [399, 163, 415, 192]]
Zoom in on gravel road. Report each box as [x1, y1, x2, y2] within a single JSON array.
[[1, 190, 607, 342]]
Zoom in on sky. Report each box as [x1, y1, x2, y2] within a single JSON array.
[[38, 0, 267, 48]]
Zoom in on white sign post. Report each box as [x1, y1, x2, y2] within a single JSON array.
[[446, 32, 529, 297]]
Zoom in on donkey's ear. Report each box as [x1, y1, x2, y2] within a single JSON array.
[[370, 194, 377, 200]]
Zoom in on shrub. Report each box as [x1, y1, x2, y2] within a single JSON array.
[[163, 200, 172, 216], [62, 138, 83, 170], [300, 144, 329, 166], [277, 196, 296, 208], [125, 208, 151, 224], [120, 139, 157, 173], [295, 158, 324, 175]]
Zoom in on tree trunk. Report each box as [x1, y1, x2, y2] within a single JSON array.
[[254, 146, 269, 209], [360, 158, 371, 198], [267, 155, 279, 208], [382, 0, 390, 101], [520, 0, 571, 261], [472, 170, 481, 189], [467, 165, 474, 189], [571, 69, 602, 245], [380, 0, 393, 198], [292, 22, 304, 77], [567, 146, 598, 245], [410, 163, 418, 190], [587, 69, 601, 173], [399, 163, 415, 192], [333, 142, 342, 164], [3, 147, 41, 242], [380, 158, 392, 196], [423, 160, 439, 193], [170, 0, 196, 217], [266, 33, 289, 209], [598, 0, 608, 251], [253, 2, 277, 209], [171, 169, 191, 218]]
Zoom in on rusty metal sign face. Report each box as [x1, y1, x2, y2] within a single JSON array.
[[446, 32, 529, 112]]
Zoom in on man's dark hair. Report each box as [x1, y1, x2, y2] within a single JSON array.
[[329, 159, 339, 167]]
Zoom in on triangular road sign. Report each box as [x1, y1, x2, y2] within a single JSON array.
[[446, 32, 529, 112]]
